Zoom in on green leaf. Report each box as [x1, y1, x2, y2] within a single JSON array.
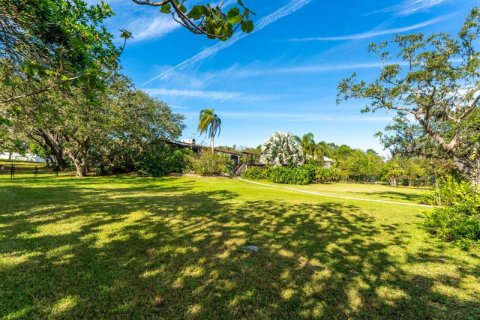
[[241, 20, 254, 33], [179, 4, 187, 13], [120, 29, 132, 39], [187, 5, 206, 20], [160, 3, 171, 14], [227, 8, 242, 24]]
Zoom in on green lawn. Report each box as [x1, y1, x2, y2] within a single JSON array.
[[274, 181, 430, 204], [1, 176, 479, 319]]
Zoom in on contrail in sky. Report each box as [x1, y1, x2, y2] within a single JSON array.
[[141, 0, 313, 86], [287, 14, 451, 42]]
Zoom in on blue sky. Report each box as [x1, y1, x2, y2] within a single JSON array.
[[100, 0, 476, 155]]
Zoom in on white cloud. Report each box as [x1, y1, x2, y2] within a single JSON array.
[[287, 15, 449, 42], [145, 88, 242, 100], [128, 15, 179, 42], [372, 0, 449, 16], [233, 61, 409, 77], [141, 0, 313, 86], [144, 88, 274, 101]]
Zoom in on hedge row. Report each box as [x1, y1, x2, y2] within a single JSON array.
[[242, 164, 338, 185]]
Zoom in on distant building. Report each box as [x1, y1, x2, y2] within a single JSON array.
[[167, 140, 260, 167], [0, 152, 45, 163], [323, 156, 334, 168]]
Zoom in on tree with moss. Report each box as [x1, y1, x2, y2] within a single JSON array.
[[338, 8, 480, 190]]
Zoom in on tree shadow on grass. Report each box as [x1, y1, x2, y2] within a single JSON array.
[[1, 179, 479, 319]]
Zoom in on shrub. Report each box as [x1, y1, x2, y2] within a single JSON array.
[[423, 177, 479, 209], [242, 164, 342, 185], [313, 166, 338, 183], [269, 166, 315, 185], [423, 178, 480, 248], [242, 166, 270, 180], [137, 145, 193, 177], [189, 152, 233, 175]]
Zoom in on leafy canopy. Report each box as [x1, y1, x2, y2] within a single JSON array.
[[338, 7, 480, 187]]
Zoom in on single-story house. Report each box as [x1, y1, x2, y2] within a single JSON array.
[[167, 140, 260, 166], [0, 152, 45, 163]]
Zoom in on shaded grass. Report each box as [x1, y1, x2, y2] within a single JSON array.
[[0, 176, 479, 319]]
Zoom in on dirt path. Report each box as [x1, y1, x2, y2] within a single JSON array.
[[238, 178, 432, 208]]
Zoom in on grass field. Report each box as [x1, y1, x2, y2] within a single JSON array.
[[1, 176, 479, 319], [265, 180, 430, 204]]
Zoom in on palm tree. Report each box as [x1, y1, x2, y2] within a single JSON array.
[[295, 133, 316, 161], [198, 108, 221, 152]]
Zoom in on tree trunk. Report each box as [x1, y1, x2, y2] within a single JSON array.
[[211, 137, 214, 153], [38, 131, 67, 170], [472, 172, 479, 193], [390, 177, 397, 187], [71, 156, 88, 177], [453, 156, 480, 192]]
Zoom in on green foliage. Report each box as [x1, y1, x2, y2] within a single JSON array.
[[423, 178, 480, 248], [338, 8, 480, 187], [136, 145, 193, 177], [189, 152, 232, 175], [269, 166, 315, 185], [243, 164, 340, 185], [198, 108, 221, 151], [242, 166, 270, 180], [423, 178, 480, 209], [0, 0, 126, 104], [331, 145, 384, 182], [3, 76, 184, 176], [424, 207, 480, 249], [135, 0, 254, 41], [312, 166, 338, 183]]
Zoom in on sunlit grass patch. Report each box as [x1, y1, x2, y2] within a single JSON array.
[[0, 176, 479, 319]]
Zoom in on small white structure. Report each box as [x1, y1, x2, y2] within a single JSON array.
[[0, 152, 45, 163], [323, 156, 334, 168], [182, 138, 196, 145]]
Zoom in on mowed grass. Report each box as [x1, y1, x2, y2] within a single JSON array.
[[274, 182, 430, 204], [0, 176, 479, 319]]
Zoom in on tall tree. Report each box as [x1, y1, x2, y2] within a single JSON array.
[[295, 133, 316, 161], [338, 7, 480, 190], [198, 108, 222, 152], [0, 0, 255, 105], [2, 76, 183, 176], [0, 0, 130, 105]]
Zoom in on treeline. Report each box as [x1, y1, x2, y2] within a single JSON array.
[[1, 76, 185, 176], [245, 139, 456, 187]]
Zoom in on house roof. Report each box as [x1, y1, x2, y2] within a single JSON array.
[[167, 140, 259, 156]]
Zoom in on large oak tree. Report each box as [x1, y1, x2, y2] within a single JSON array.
[[338, 8, 480, 189]]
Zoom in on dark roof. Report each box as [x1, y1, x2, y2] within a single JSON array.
[[168, 140, 259, 156]]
